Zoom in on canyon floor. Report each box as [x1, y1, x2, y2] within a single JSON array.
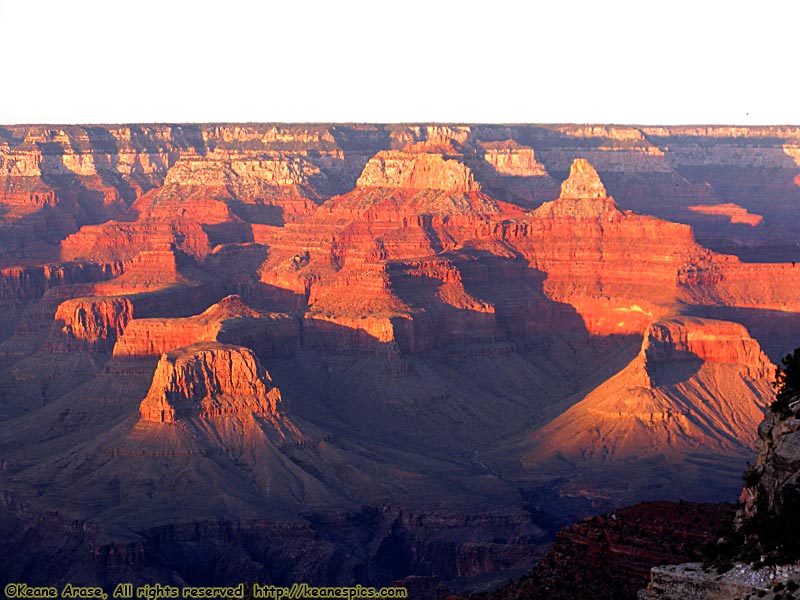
[[1, 123, 799, 592]]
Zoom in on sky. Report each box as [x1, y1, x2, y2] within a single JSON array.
[[0, 0, 797, 125]]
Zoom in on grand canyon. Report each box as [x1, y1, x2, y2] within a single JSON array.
[[2, 123, 800, 597]]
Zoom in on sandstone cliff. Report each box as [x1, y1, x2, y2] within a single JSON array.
[[46, 296, 133, 352], [643, 317, 773, 380], [515, 159, 698, 335], [357, 149, 481, 192], [558, 157, 608, 199], [0, 261, 122, 309], [473, 502, 735, 600], [112, 294, 283, 359], [480, 140, 549, 177], [509, 317, 774, 505], [138, 342, 282, 423]]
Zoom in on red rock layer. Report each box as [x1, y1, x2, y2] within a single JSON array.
[[306, 261, 410, 335], [643, 317, 774, 379], [0, 261, 123, 310], [113, 295, 261, 359], [508, 171, 697, 335], [138, 342, 282, 423], [356, 149, 481, 192], [0, 127, 169, 265], [45, 146, 791, 365], [112, 317, 212, 360], [255, 154, 800, 347], [519, 317, 772, 468], [479, 140, 549, 177], [687, 203, 763, 226], [90, 250, 188, 294], [557, 157, 608, 199], [45, 296, 133, 352], [679, 257, 800, 313], [473, 502, 736, 600], [60, 194, 229, 264], [256, 145, 519, 352]]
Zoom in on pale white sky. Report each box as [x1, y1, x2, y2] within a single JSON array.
[[0, 0, 796, 125]]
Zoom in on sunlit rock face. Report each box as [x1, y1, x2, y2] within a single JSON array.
[[357, 150, 481, 192], [138, 342, 282, 423]]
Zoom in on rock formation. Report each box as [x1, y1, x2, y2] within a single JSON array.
[[688, 203, 764, 226], [480, 140, 549, 177], [138, 342, 282, 423], [509, 317, 774, 506], [0, 261, 122, 309], [107, 294, 298, 365], [533, 158, 621, 221], [46, 296, 133, 352], [558, 157, 608, 199], [356, 149, 481, 192], [3, 123, 800, 592], [643, 317, 773, 379], [473, 502, 736, 600], [640, 562, 800, 599], [637, 360, 800, 599]]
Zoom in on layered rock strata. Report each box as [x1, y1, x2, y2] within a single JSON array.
[[46, 296, 133, 352], [512, 317, 774, 505], [474, 502, 735, 600], [138, 342, 282, 423], [3, 123, 800, 593]]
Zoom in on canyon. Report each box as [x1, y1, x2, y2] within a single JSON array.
[[1, 123, 800, 594]]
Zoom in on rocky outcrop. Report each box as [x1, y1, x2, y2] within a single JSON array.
[[0, 261, 122, 309], [474, 502, 735, 600], [138, 342, 282, 423], [739, 396, 800, 525], [688, 203, 764, 226], [558, 157, 608, 199], [513, 317, 774, 504], [643, 317, 774, 379], [46, 296, 133, 352], [529, 158, 619, 220], [637, 347, 800, 599], [480, 140, 549, 177], [113, 295, 269, 358], [634, 416, 800, 600], [357, 150, 481, 192], [639, 563, 800, 600]]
